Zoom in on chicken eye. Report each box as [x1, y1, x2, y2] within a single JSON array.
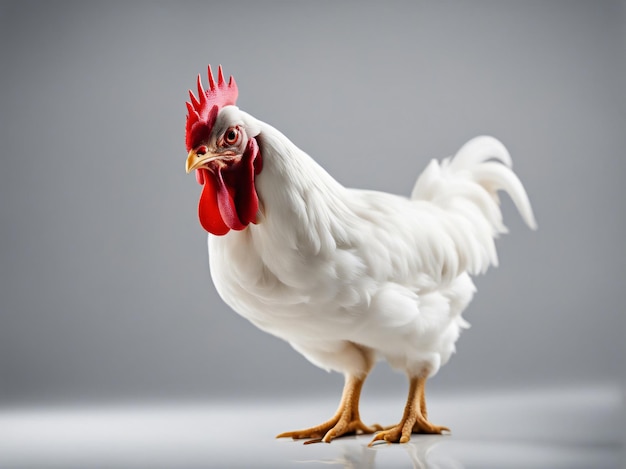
[[223, 127, 240, 146]]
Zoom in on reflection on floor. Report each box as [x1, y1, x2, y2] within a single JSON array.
[[1, 385, 623, 468]]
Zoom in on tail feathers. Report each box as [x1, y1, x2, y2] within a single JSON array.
[[450, 135, 513, 170], [470, 161, 537, 230], [411, 136, 536, 274]]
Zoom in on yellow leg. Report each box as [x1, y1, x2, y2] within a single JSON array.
[[276, 374, 381, 444], [369, 374, 449, 446]]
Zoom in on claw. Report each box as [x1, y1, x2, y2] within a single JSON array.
[[368, 433, 388, 447], [303, 438, 325, 445]]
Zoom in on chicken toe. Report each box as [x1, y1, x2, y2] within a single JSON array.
[[277, 414, 381, 444], [369, 374, 449, 446], [276, 374, 380, 444]]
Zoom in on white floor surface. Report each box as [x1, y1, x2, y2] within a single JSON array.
[[1, 385, 623, 468]]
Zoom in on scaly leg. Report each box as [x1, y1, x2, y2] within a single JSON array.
[[369, 374, 449, 446], [277, 374, 381, 444]]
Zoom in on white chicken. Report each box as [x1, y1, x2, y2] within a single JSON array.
[[184, 66, 536, 445]]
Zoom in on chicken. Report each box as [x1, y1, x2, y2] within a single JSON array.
[[184, 65, 536, 445]]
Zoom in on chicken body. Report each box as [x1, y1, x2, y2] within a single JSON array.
[[184, 67, 536, 444], [210, 120, 493, 378]]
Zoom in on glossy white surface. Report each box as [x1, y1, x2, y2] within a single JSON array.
[[2, 386, 623, 468]]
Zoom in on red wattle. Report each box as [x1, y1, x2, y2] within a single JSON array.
[[195, 138, 262, 236], [198, 170, 229, 235], [215, 167, 247, 231], [196, 168, 205, 185]]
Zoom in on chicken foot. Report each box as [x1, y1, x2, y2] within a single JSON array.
[[276, 374, 381, 444], [369, 374, 449, 446]]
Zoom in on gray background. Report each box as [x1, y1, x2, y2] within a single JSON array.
[[1, 1, 624, 406]]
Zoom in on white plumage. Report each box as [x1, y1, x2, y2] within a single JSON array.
[[184, 69, 535, 443], [209, 111, 535, 382]]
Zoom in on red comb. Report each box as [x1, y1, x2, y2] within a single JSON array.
[[185, 65, 238, 151]]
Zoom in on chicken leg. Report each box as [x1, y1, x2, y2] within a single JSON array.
[[369, 374, 449, 446], [276, 374, 381, 444]]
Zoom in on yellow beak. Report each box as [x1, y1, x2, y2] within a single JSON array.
[[185, 149, 222, 173]]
